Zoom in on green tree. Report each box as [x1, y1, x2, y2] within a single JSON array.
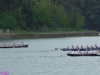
[[0, 12, 17, 29], [33, 0, 70, 31]]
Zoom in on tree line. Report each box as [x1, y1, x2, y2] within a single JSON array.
[[0, 0, 100, 32]]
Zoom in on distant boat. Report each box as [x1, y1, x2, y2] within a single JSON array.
[[67, 48, 100, 56], [0, 44, 28, 48], [60, 47, 100, 51], [14, 44, 28, 48], [55, 44, 100, 51]]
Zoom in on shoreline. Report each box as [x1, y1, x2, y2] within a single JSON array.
[[0, 31, 99, 39]]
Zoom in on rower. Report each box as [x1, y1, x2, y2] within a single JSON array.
[[76, 45, 79, 49], [81, 45, 83, 49], [4, 44, 6, 47], [87, 45, 89, 48], [95, 44, 98, 48], [86, 45, 90, 50], [22, 42, 24, 46], [91, 45, 93, 49], [14, 43, 15, 46], [71, 46, 75, 54], [72, 45, 74, 49], [14, 43, 16, 47]]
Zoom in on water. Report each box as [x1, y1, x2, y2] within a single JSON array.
[[0, 36, 100, 75]]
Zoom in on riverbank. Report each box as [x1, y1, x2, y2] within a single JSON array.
[[0, 31, 99, 39]]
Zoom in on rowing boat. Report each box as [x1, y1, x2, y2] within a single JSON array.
[[60, 47, 100, 51], [55, 44, 100, 51], [14, 44, 28, 48], [0, 44, 28, 48]]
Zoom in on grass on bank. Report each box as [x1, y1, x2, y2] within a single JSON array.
[[2, 28, 97, 34]]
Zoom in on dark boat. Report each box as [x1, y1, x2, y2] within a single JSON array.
[[0, 46, 13, 48], [67, 53, 100, 56], [14, 44, 28, 48], [0, 44, 28, 48]]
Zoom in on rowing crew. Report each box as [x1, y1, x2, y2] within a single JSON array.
[[0, 42, 25, 47], [71, 48, 100, 54], [71, 44, 98, 49]]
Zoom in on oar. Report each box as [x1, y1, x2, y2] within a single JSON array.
[[55, 48, 65, 50], [55, 46, 69, 50], [55, 48, 59, 50], [60, 54, 67, 56]]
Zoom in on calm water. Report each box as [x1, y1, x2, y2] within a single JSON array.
[[0, 36, 100, 75]]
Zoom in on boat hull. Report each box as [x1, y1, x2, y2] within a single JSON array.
[[14, 44, 28, 48], [67, 53, 100, 56]]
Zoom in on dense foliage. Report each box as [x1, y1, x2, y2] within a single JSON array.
[[0, 0, 99, 31]]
